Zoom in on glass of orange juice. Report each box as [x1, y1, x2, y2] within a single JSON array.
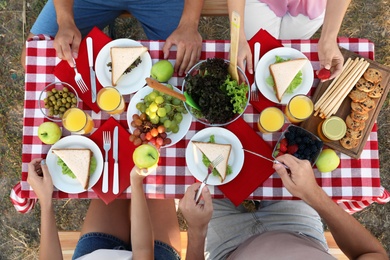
[[62, 107, 94, 134], [97, 87, 126, 115], [257, 107, 285, 133], [285, 94, 313, 124]]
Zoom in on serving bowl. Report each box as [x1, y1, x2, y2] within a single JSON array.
[[182, 59, 250, 126], [273, 125, 323, 166], [38, 82, 79, 122]]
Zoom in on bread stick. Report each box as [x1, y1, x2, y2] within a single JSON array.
[[145, 77, 186, 101]]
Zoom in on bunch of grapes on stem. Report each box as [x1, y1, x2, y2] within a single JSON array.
[[129, 87, 187, 149]]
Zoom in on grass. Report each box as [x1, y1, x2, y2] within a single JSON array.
[[0, 0, 389, 258]]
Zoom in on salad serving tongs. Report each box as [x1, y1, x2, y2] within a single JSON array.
[[228, 11, 240, 82]]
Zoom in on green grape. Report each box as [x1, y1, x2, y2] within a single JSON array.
[[150, 116, 160, 124], [174, 113, 183, 123], [148, 91, 158, 101], [164, 94, 172, 101], [145, 107, 150, 116], [171, 124, 179, 133], [157, 107, 167, 117], [155, 96, 164, 105], [164, 120, 172, 128], [149, 102, 158, 113], [159, 116, 168, 124], [149, 111, 157, 119], [164, 104, 172, 114], [136, 102, 145, 111], [172, 98, 181, 106], [166, 84, 173, 89], [176, 106, 185, 113]]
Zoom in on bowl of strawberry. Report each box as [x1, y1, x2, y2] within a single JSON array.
[[273, 125, 323, 165]]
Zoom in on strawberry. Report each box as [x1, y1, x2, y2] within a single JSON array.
[[317, 68, 331, 80], [280, 138, 288, 147], [279, 143, 288, 153], [287, 144, 298, 154]]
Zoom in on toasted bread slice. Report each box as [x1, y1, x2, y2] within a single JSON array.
[[110, 46, 148, 86], [52, 148, 93, 190], [269, 58, 307, 102], [192, 141, 231, 182]]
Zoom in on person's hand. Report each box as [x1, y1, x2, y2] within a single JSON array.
[[130, 165, 153, 185], [27, 158, 53, 206], [163, 24, 202, 76], [236, 38, 252, 81], [179, 183, 213, 232], [317, 38, 344, 81], [53, 22, 82, 68], [273, 154, 322, 201]]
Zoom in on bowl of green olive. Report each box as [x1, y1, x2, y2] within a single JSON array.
[[38, 82, 79, 122]]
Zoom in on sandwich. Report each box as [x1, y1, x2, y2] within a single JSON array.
[[192, 141, 232, 182], [52, 148, 93, 190], [110, 46, 148, 86], [269, 58, 307, 102]]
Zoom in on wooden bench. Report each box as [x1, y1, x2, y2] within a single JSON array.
[[59, 231, 347, 259]]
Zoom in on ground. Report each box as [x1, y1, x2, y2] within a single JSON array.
[[0, 0, 389, 259]]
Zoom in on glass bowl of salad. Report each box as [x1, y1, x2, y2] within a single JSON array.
[[182, 58, 250, 126]]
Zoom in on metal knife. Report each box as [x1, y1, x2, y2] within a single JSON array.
[[113, 126, 119, 194], [242, 148, 289, 169], [86, 37, 97, 103]]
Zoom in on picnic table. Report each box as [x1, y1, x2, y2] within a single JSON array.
[[14, 28, 390, 214]]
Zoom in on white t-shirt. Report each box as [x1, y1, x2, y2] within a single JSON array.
[[76, 249, 133, 260], [227, 231, 335, 260]]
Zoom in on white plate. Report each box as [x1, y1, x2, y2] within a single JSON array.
[[255, 47, 314, 105], [95, 39, 152, 95], [46, 135, 103, 194], [185, 127, 244, 186], [127, 86, 192, 147]]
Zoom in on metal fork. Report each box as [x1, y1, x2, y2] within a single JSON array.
[[250, 42, 261, 102], [102, 131, 111, 193], [72, 58, 89, 93], [195, 154, 224, 203]]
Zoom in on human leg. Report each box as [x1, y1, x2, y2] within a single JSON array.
[[279, 11, 325, 39], [126, 0, 184, 40], [146, 199, 181, 256], [206, 199, 264, 260], [244, 0, 282, 40]]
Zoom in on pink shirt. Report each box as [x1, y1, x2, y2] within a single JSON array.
[[260, 0, 327, 20]]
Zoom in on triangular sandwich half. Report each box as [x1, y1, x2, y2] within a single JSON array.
[[110, 46, 148, 86], [52, 148, 93, 190], [192, 141, 231, 182], [269, 58, 307, 102]]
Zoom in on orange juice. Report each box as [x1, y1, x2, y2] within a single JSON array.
[[62, 108, 94, 134], [258, 107, 285, 133], [97, 87, 125, 115], [285, 95, 313, 123]]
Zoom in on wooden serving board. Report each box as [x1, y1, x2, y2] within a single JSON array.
[[301, 48, 390, 159]]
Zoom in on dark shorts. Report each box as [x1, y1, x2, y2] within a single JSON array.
[[72, 232, 181, 260]]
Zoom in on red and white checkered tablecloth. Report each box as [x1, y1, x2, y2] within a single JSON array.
[[18, 35, 390, 214]]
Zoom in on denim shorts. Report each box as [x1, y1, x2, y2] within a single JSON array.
[[72, 232, 181, 260], [205, 200, 328, 260], [30, 0, 184, 39]]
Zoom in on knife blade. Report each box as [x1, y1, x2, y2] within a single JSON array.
[[86, 37, 97, 103], [242, 148, 289, 169], [113, 126, 119, 194]]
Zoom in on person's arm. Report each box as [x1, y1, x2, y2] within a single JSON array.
[[318, 0, 351, 81], [162, 0, 204, 76], [53, 0, 81, 67], [273, 155, 387, 260], [130, 167, 154, 260], [179, 183, 213, 260], [227, 0, 253, 75], [27, 159, 63, 260]]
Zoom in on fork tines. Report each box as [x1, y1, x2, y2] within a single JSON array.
[[250, 83, 259, 102]]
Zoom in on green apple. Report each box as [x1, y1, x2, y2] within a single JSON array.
[[133, 144, 160, 169], [150, 60, 174, 82], [38, 122, 62, 144], [315, 149, 340, 173]]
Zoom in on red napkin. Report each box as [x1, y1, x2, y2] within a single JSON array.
[[220, 117, 275, 206], [246, 29, 284, 112], [90, 117, 135, 204], [54, 27, 112, 113]]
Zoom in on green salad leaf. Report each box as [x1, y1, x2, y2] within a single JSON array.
[[222, 77, 248, 114], [201, 135, 232, 177], [57, 156, 97, 179], [266, 55, 303, 94]]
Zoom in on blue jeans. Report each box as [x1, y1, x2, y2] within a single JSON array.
[[30, 0, 184, 39], [205, 200, 328, 260], [72, 232, 181, 259]]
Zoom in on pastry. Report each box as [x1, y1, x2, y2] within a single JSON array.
[[355, 77, 375, 92], [351, 101, 367, 114], [363, 68, 382, 84], [345, 115, 366, 131], [350, 111, 369, 122], [359, 97, 376, 111], [368, 82, 384, 99], [348, 88, 368, 103], [346, 128, 363, 140], [340, 136, 360, 149]]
